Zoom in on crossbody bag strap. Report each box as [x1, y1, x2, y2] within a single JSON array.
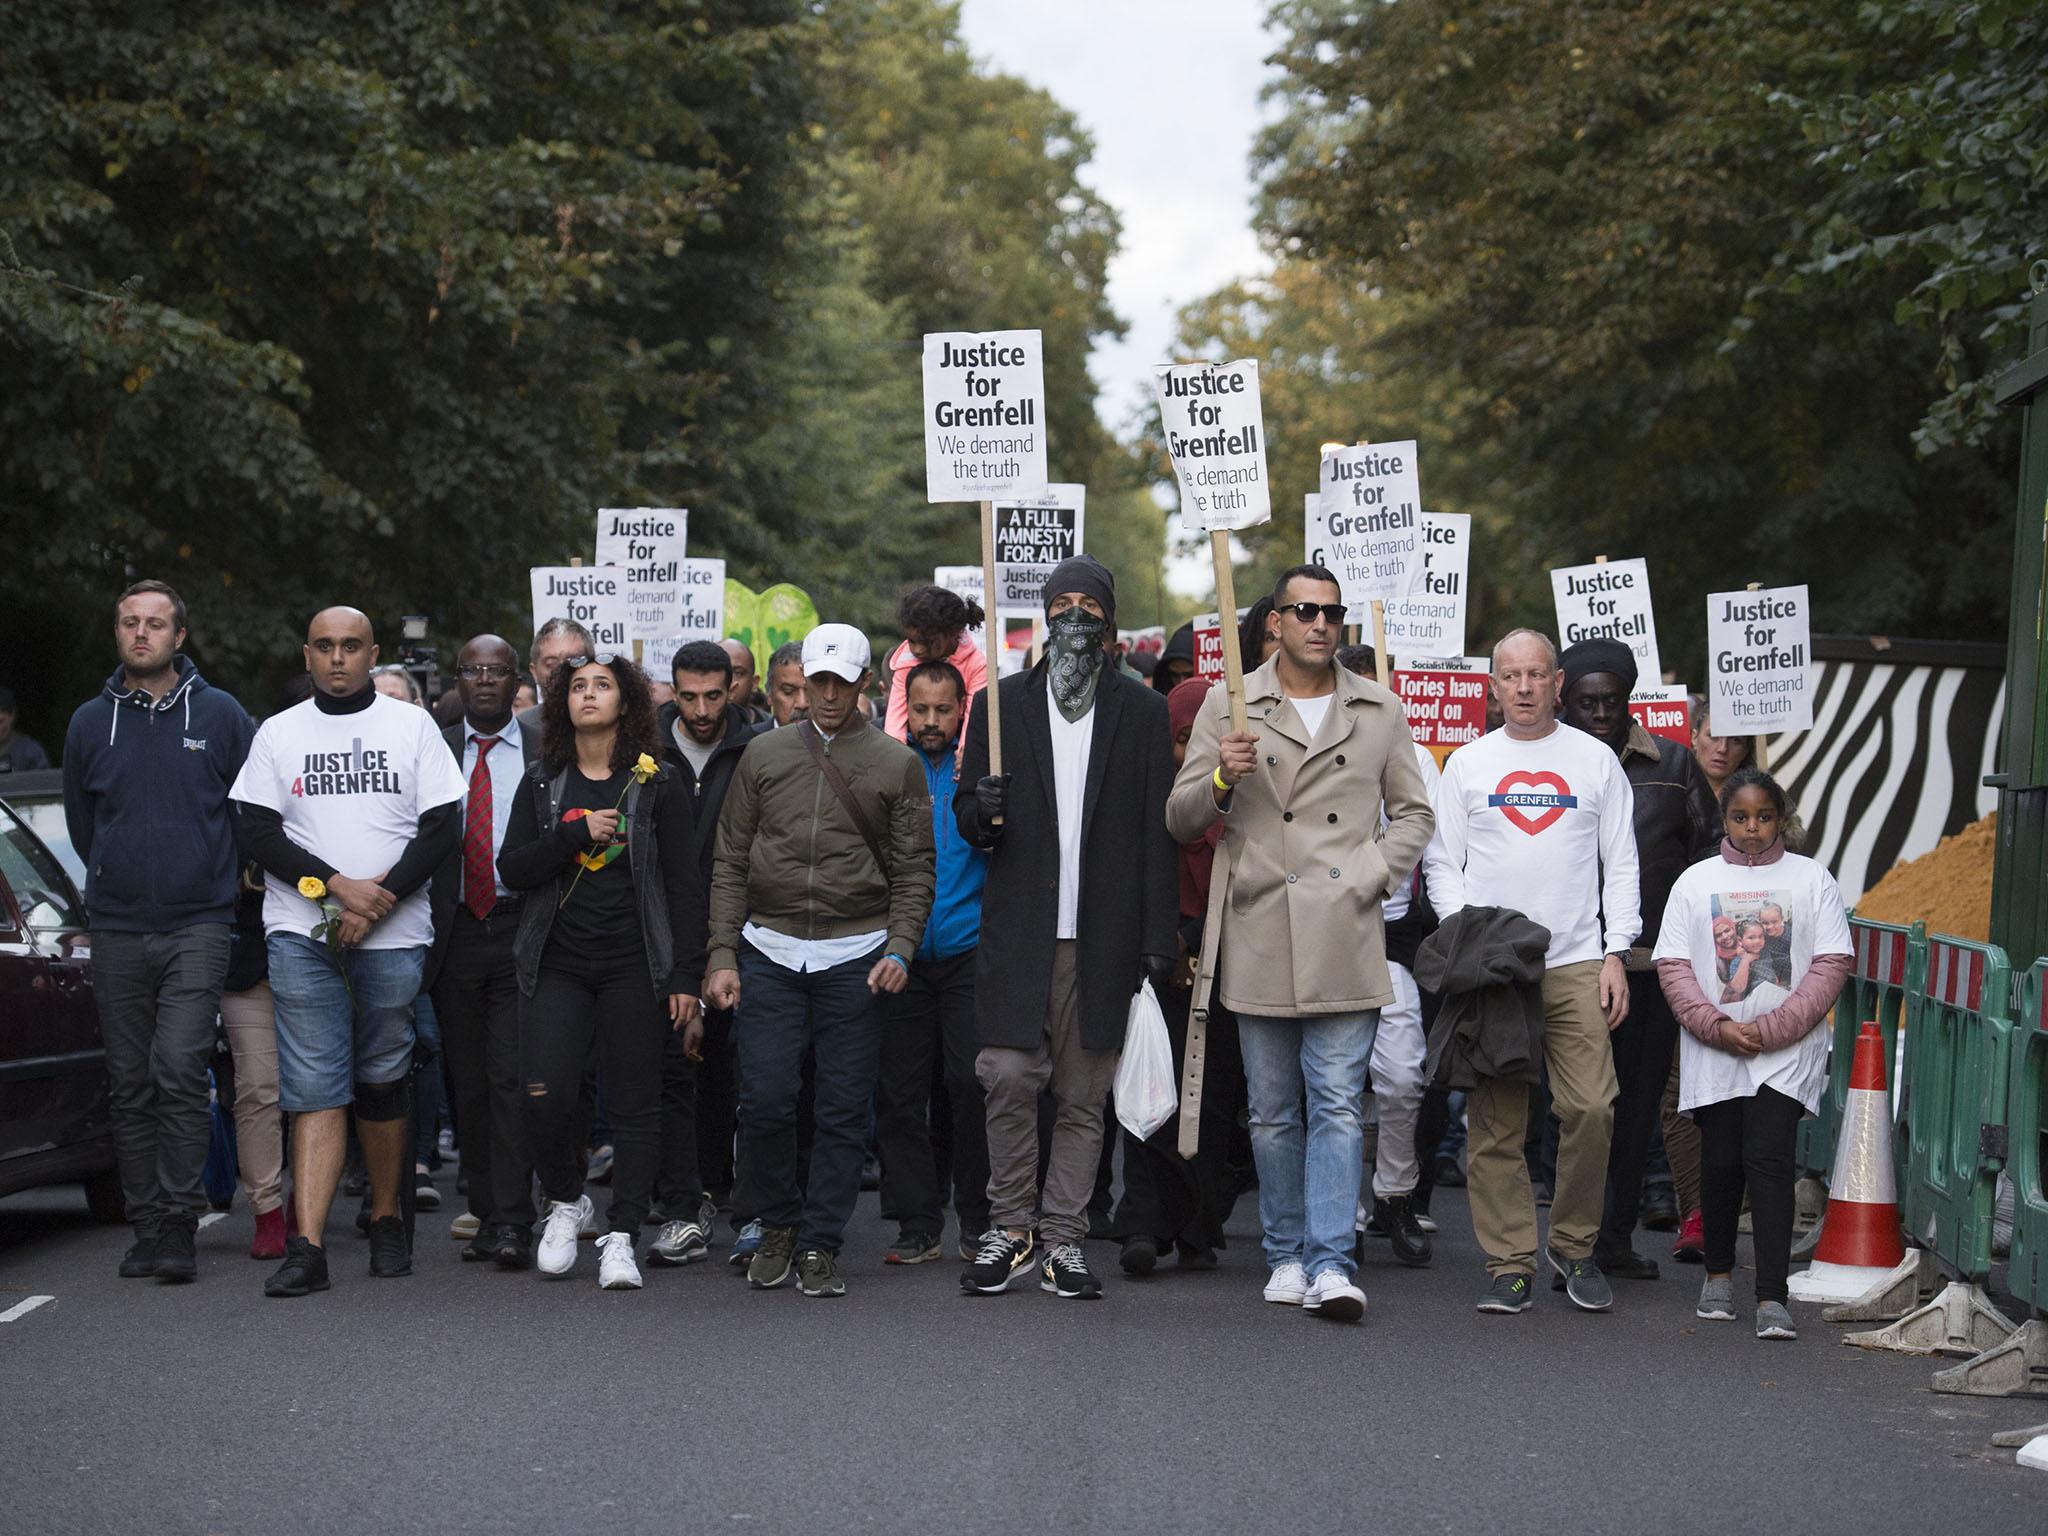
[[798, 722, 891, 882]]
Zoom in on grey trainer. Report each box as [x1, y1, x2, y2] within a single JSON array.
[[1696, 1275, 1737, 1321], [1756, 1300, 1798, 1340], [1544, 1246, 1614, 1312]]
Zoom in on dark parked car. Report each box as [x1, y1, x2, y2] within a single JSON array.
[[0, 792, 119, 1219], [0, 769, 85, 892]]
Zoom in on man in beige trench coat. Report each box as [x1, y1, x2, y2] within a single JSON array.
[[1169, 563, 1434, 1321]]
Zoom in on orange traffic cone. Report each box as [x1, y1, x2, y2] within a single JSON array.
[[1787, 1023, 1907, 1303]]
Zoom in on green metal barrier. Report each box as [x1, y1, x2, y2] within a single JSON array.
[[1899, 934, 2013, 1284], [1797, 918, 1923, 1180], [2006, 961, 2048, 1314]]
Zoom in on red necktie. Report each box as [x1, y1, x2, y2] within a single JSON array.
[[463, 736, 500, 920]]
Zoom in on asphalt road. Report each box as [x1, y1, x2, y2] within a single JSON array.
[[1, 1179, 2040, 1534]]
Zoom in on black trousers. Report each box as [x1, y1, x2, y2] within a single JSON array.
[[433, 908, 534, 1226], [520, 947, 666, 1235], [695, 1005, 738, 1204], [1113, 982, 1243, 1253], [875, 950, 986, 1237], [1599, 969, 1680, 1255], [1694, 1086, 1804, 1303], [655, 1023, 702, 1216]]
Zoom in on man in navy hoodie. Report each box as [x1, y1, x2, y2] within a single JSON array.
[[63, 580, 255, 1283]]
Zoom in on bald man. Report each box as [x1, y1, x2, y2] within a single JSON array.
[[232, 606, 468, 1297], [721, 638, 764, 720]]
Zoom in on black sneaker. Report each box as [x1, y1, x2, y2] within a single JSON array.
[[1119, 1235, 1160, 1275], [154, 1221, 198, 1283], [414, 1169, 441, 1211], [118, 1235, 160, 1279], [795, 1248, 846, 1298], [1595, 1245, 1662, 1281], [1433, 1153, 1467, 1189], [1476, 1272, 1534, 1313], [492, 1225, 535, 1271], [1040, 1242, 1103, 1300], [1545, 1246, 1614, 1312], [367, 1215, 412, 1278], [264, 1236, 331, 1298], [960, 1229, 1035, 1295], [461, 1223, 501, 1263], [1378, 1195, 1432, 1268]]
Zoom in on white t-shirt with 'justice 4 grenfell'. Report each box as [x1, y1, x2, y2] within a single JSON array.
[[1423, 721, 1641, 967], [230, 693, 468, 950]]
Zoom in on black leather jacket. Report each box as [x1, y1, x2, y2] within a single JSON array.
[[1619, 722, 1720, 944]]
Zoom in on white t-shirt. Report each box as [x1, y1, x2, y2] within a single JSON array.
[[1383, 743, 1441, 925], [1654, 851, 1852, 1113], [1423, 722, 1641, 966], [1047, 691, 1093, 940], [1289, 690, 1334, 741], [231, 694, 468, 950]]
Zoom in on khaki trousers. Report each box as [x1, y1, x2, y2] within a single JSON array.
[[1467, 960, 1618, 1275], [977, 941, 1120, 1246]]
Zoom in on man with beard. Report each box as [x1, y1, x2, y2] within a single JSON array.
[[957, 556, 1177, 1301]]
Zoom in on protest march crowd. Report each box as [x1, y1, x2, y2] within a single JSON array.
[[43, 546, 1849, 1341]]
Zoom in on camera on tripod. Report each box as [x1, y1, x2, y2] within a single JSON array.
[[397, 614, 439, 702]]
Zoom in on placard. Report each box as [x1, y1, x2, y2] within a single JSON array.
[[1153, 360, 1270, 532], [1191, 612, 1225, 683], [1629, 684, 1693, 746], [1381, 510, 1468, 659], [922, 329, 1047, 503], [1550, 558, 1662, 683], [530, 567, 629, 654], [596, 507, 690, 642], [638, 558, 728, 669], [990, 483, 1085, 607], [1313, 442, 1424, 604], [1707, 584, 1813, 737], [1390, 655, 1490, 747]]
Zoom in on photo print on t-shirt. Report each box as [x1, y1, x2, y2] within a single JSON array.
[[1711, 890, 1793, 1007]]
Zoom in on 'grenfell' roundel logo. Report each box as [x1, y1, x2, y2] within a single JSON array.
[[1487, 771, 1577, 835]]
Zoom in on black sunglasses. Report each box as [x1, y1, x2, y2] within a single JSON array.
[[565, 652, 623, 669], [1281, 601, 1347, 625]]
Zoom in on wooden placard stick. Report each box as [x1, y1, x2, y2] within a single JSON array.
[[981, 499, 1006, 818], [1211, 528, 1250, 735]]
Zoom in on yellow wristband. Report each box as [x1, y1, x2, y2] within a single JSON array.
[[1212, 766, 1231, 792]]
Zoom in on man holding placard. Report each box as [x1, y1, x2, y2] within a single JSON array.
[[1423, 629, 1640, 1316], [1170, 565, 1434, 1321]]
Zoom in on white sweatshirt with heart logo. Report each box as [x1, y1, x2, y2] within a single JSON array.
[[1423, 721, 1642, 967]]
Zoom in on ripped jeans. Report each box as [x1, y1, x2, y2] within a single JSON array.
[[519, 946, 667, 1235]]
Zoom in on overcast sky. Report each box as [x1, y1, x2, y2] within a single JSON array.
[[955, 1, 1282, 436]]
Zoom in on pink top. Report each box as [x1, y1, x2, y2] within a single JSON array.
[[883, 633, 988, 744], [1656, 837, 1850, 1054]]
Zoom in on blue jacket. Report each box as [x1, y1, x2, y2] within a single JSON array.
[[63, 656, 255, 931], [914, 740, 987, 962]]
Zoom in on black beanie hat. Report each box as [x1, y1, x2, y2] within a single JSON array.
[[1042, 554, 1115, 627], [1559, 637, 1639, 696]]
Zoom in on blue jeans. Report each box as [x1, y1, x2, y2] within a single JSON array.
[[266, 934, 423, 1113], [733, 941, 885, 1253], [1238, 1009, 1380, 1279]]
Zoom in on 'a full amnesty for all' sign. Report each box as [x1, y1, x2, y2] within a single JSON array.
[[990, 484, 1085, 607], [1315, 442, 1423, 604], [1390, 656, 1489, 747], [1550, 558, 1661, 684], [922, 330, 1047, 503], [1707, 584, 1813, 737], [1153, 360, 1270, 532], [531, 567, 629, 653]]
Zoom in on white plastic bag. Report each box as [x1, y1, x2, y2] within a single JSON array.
[[1114, 978, 1177, 1141]]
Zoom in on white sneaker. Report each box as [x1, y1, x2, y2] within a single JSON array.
[[449, 1211, 481, 1240], [1263, 1261, 1309, 1305], [596, 1231, 643, 1290], [538, 1194, 592, 1275], [1303, 1269, 1367, 1321]]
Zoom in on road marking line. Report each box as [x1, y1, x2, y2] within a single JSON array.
[[0, 1295, 54, 1323], [198, 1212, 226, 1229]]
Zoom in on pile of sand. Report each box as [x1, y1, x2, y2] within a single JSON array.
[[1853, 812, 1996, 942]]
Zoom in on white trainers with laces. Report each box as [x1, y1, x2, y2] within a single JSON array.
[[1264, 1261, 1309, 1305], [1302, 1269, 1367, 1321], [538, 1194, 593, 1276], [597, 1231, 643, 1290]]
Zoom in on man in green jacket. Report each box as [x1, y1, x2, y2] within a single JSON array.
[[703, 623, 935, 1298]]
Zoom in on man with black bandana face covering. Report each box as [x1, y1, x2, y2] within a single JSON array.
[[955, 555, 1178, 1301]]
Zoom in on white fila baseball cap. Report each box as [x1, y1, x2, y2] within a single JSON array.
[[801, 623, 871, 682]]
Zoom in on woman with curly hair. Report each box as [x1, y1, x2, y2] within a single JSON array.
[[497, 652, 707, 1290], [882, 584, 988, 742]]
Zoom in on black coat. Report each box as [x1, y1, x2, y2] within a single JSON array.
[[425, 719, 542, 989], [1415, 905, 1552, 1090], [1619, 723, 1719, 944], [957, 663, 1176, 1053], [655, 699, 769, 888]]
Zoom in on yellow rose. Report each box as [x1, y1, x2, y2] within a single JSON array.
[[297, 876, 327, 900], [633, 752, 659, 783]]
